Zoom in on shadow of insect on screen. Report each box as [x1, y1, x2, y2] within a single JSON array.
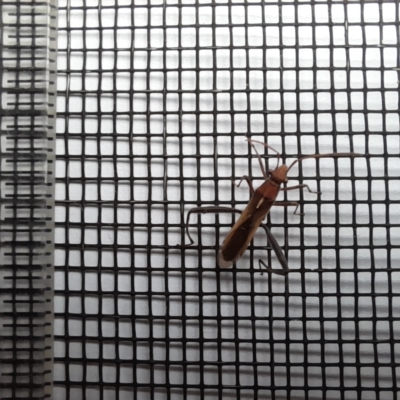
[[179, 137, 362, 275]]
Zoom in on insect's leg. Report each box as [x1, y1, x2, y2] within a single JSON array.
[[233, 175, 255, 194], [179, 206, 242, 248], [273, 201, 303, 216], [281, 184, 321, 195], [259, 259, 288, 276], [258, 224, 289, 275]]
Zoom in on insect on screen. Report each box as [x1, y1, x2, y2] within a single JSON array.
[[52, 1, 400, 400]]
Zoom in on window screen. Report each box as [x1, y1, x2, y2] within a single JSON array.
[[53, 1, 400, 399]]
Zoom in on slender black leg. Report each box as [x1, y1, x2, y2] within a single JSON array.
[[273, 201, 303, 216], [281, 184, 321, 195], [179, 206, 242, 247], [258, 224, 289, 275], [259, 259, 288, 276], [258, 200, 304, 275], [233, 175, 255, 194], [179, 206, 290, 275]]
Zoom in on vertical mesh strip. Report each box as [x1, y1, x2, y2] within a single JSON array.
[[54, 1, 400, 399], [0, 1, 57, 398]]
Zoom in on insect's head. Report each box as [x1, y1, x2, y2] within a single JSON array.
[[271, 164, 289, 183]]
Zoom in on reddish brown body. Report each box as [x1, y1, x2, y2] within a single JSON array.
[[218, 165, 288, 268]]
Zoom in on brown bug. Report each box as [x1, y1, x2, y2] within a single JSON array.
[[182, 138, 361, 274]]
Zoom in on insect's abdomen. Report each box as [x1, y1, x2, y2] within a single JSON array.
[[218, 193, 275, 268], [218, 219, 260, 267]]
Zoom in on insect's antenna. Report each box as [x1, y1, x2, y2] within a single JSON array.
[[247, 139, 267, 179], [287, 152, 362, 173], [247, 138, 281, 172]]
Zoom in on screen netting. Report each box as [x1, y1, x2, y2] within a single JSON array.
[[53, 1, 400, 399]]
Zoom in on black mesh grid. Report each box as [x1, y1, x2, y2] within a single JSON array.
[[53, 1, 400, 399]]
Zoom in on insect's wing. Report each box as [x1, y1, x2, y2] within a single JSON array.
[[217, 219, 263, 268], [218, 181, 278, 268]]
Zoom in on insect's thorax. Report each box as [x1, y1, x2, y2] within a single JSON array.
[[252, 179, 279, 214], [270, 164, 289, 185], [250, 165, 288, 216], [255, 168, 286, 200]]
